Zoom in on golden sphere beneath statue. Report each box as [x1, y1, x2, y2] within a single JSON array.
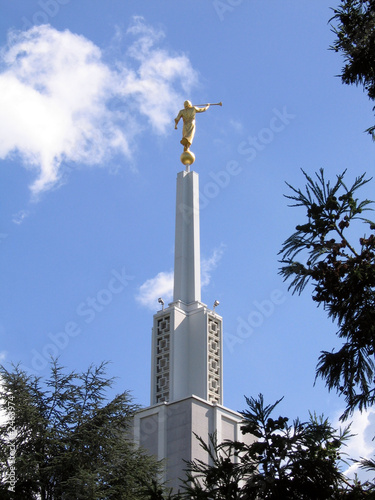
[[180, 151, 195, 166]]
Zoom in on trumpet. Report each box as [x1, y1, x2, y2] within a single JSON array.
[[193, 102, 222, 107]]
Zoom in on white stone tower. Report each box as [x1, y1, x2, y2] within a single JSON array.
[[151, 169, 223, 407], [133, 163, 248, 492]]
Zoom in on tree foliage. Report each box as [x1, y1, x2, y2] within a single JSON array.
[[182, 394, 362, 499], [3, 361, 373, 498], [182, 432, 245, 499], [0, 360, 161, 499], [330, 0, 375, 137], [279, 169, 375, 418]]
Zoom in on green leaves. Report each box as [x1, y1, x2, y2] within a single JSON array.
[[279, 169, 375, 418], [182, 432, 245, 500], [330, 0, 375, 137], [0, 360, 161, 499], [183, 394, 357, 499]]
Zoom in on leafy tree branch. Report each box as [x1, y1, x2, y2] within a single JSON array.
[[279, 169, 375, 418]]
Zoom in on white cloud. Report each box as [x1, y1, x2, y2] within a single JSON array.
[[136, 270, 174, 310], [0, 19, 198, 197], [12, 209, 30, 225], [333, 407, 375, 481], [136, 245, 225, 310], [121, 16, 198, 135], [229, 119, 243, 133], [201, 244, 225, 287]]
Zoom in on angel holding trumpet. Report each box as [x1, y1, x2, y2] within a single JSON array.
[[174, 100, 222, 151]]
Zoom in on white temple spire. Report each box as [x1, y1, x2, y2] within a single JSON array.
[[173, 169, 201, 304], [133, 100, 254, 494]]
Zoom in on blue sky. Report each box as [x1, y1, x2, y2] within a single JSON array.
[[1, 0, 375, 479]]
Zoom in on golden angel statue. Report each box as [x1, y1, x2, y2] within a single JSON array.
[[174, 100, 210, 151]]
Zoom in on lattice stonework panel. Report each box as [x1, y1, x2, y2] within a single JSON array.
[[155, 315, 170, 403], [208, 316, 221, 404]]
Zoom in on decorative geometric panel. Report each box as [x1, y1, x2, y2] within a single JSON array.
[[155, 315, 170, 403], [208, 316, 221, 404]]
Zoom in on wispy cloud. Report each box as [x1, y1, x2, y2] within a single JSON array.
[[229, 119, 243, 133], [136, 245, 225, 310], [122, 16, 197, 135], [333, 407, 375, 481], [201, 244, 225, 287], [0, 19, 198, 197], [12, 210, 30, 225]]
